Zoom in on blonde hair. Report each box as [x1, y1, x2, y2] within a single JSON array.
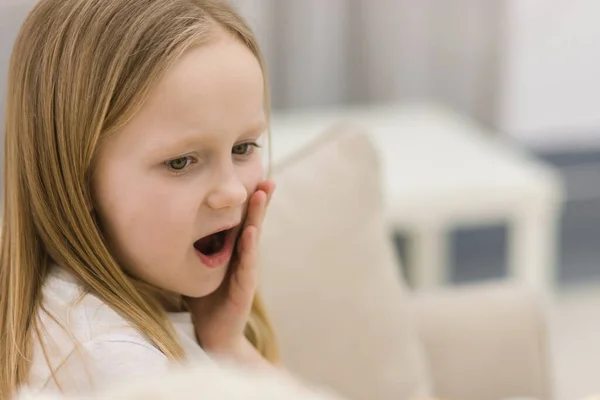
[[0, 0, 278, 397]]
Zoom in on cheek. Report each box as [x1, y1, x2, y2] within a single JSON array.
[[92, 164, 194, 260], [241, 159, 265, 194]]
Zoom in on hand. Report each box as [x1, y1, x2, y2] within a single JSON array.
[[185, 180, 276, 359]]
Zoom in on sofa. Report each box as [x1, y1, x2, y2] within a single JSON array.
[[259, 124, 554, 400]]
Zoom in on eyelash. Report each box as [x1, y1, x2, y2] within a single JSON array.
[[232, 142, 261, 156], [164, 142, 261, 175], [165, 155, 197, 175]]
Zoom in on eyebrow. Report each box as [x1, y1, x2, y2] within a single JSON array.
[[151, 120, 269, 157], [243, 120, 268, 137]]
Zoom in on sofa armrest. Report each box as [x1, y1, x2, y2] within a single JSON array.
[[412, 283, 554, 400]]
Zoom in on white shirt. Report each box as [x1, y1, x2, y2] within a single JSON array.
[[26, 267, 211, 395]]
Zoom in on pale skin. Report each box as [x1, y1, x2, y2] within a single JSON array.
[[91, 24, 273, 365]]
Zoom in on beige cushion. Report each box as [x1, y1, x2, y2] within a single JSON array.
[[414, 283, 553, 400], [260, 125, 432, 400]]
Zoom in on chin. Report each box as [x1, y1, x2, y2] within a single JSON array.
[[181, 285, 219, 298], [179, 268, 228, 298]]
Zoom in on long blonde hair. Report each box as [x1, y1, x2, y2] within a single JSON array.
[[0, 0, 278, 397]]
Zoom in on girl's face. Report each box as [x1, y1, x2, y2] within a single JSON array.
[[91, 30, 266, 298]]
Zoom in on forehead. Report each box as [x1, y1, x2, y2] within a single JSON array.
[[152, 32, 265, 128], [110, 30, 266, 153]]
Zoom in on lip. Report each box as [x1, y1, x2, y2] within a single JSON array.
[[193, 221, 242, 269], [195, 220, 241, 240], [214, 221, 242, 235]]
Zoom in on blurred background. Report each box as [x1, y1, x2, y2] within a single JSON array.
[[2, 0, 600, 287], [229, 0, 600, 288], [2, 1, 600, 399]]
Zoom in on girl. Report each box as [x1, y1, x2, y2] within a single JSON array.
[[0, 0, 279, 397]]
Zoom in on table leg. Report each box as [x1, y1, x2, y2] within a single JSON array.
[[408, 225, 448, 289], [509, 202, 561, 291]]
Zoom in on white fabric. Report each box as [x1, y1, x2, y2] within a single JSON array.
[[18, 362, 345, 400], [26, 267, 210, 395]]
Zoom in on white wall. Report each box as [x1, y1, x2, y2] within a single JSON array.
[[500, 0, 600, 149]]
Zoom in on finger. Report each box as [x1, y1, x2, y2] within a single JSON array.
[[252, 188, 271, 236], [251, 180, 276, 229], [257, 179, 276, 207], [231, 225, 258, 304], [244, 188, 267, 232], [238, 180, 275, 256]]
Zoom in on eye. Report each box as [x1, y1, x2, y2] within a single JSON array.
[[165, 156, 195, 172], [232, 142, 260, 156]]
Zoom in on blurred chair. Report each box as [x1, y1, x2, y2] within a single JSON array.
[[268, 103, 564, 292], [260, 125, 554, 400]]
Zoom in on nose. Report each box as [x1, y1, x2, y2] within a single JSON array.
[[205, 166, 248, 210]]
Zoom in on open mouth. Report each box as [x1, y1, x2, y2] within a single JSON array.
[[194, 229, 228, 255], [193, 226, 238, 268]]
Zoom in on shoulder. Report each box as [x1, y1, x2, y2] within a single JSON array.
[[30, 335, 170, 395], [37, 267, 157, 346], [29, 268, 170, 394]]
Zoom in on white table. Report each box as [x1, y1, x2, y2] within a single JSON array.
[[269, 103, 564, 291]]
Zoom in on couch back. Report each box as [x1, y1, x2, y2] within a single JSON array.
[[260, 126, 432, 400]]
